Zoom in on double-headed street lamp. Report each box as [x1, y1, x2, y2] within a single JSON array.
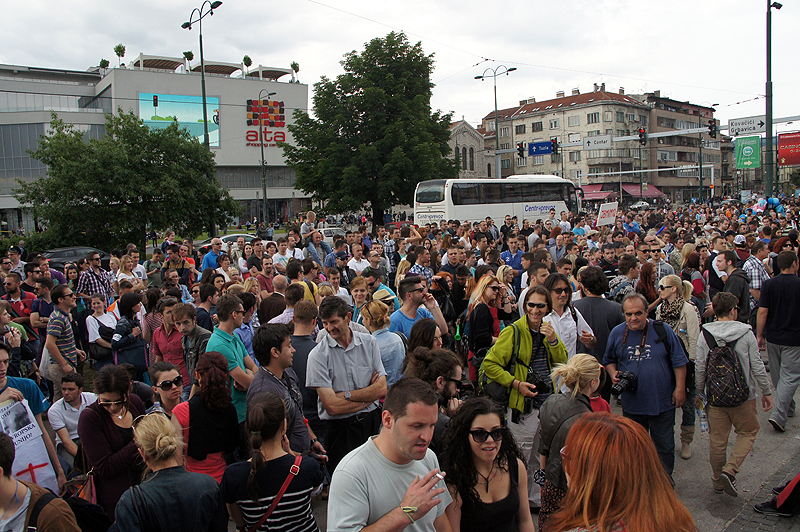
[[182, 1, 221, 236], [476, 66, 516, 179], [765, 0, 782, 197], [182, 0, 222, 150], [258, 89, 277, 225]]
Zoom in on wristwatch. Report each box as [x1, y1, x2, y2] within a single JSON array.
[[344, 391, 352, 401]]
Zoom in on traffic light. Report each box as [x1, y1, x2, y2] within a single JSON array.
[[638, 127, 647, 146], [517, 142, 525, 158], [153, 95, 158, 107], [707, 119, 717, 139], [551, 139, 559, 154]]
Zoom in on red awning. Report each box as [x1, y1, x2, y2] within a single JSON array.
[[581, 184, 604, 193], [583, 191, 616, 200], [622, 184, 665, 198]]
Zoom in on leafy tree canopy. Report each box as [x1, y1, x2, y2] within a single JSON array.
[[281, 32, 457, 228], [16, 110, 240, 251]]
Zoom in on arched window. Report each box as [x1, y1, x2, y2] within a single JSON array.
[[487, 163, 492, 178], [454, 146, 458, 159], [461, 147, 467, 170], [469, 147, 475, 171]]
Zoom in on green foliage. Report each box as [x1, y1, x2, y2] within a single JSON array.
[[790, 168, 800, 189], [183, 50, 194, 62], [99, 58, 110, 70], [113, 44, 126, 66], [291, 61, 300, 83], [281, 32, 457, 228], [243, 55, 252, 69], [16, 110, 241, 251]]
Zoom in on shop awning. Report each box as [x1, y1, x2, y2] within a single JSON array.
[[580, 184, 615, 200], [622, 184, 665, 198]]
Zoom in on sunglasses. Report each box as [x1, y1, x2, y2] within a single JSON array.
[[469, 428, 504, 443], [448, 378, 462, 390], [551, 287, 568, 295], [487, 285, 500, 291], [527, 302, 547, 309], [155, 375, 183, 391], [98, 399, 125, 407], [658, 284, 674, 291]]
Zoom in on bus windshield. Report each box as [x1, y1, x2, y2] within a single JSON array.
[[415, 180, 446, 203]]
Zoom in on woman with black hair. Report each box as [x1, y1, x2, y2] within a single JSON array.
[[171, 351, 240, 482], [221, 391, 323, 532], [112, 292, 147, 381], [442, 397, 534, 532], [77, 364, 146, 515]]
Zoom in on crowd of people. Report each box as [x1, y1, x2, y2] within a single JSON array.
[[0, 199, 799, 530]]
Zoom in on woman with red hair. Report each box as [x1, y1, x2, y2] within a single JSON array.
[[548, 412, 696, 532]]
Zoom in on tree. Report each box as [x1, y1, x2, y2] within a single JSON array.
[[99, 58, 110, 70], [114, 44, 126, 67], [16, 110, 240, 251], [281, 32, 457, 230], [242, 55, 252, 75], [290, 61, 300, 83], [183, 50, 194, 70]]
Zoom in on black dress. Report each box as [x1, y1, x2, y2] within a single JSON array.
[[459, 459, 520, 532]]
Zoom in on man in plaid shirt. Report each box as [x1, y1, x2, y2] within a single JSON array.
[[743, 241, 770, 330], [76, 251, 113, 304], [383, 226, 400, 272]]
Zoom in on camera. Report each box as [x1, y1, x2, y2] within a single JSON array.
[[527, 370, 552, 395], [610, 371, 638, 397]]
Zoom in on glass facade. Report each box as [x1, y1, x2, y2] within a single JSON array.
[[0, 87, 111, 114], [216, 165, 296, 189]]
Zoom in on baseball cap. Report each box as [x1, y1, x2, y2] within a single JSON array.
[[335, 251, 348, 260], [734, 235, 747, 246], [7, 246, 21, 255]]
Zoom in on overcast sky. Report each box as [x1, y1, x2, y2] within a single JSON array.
[[3, 0, 797, 134]]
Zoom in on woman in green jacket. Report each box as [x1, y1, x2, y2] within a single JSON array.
[[481, 285, 568, 510]]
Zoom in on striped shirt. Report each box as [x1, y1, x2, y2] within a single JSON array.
[[46, 306, 78, 365]]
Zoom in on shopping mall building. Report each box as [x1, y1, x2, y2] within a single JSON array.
[[0, 55, 311, 233]]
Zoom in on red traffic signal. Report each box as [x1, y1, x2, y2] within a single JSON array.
[[153, 95, 158, 107], [638, 128, 647, 146]]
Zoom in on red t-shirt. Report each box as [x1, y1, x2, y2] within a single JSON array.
[[172, 401, 228, 482]]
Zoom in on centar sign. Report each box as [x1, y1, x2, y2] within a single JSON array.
[[245, 98, 286, 147]]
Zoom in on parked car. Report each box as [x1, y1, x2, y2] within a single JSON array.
[[196, 233, 255, 254], [630, 201, 650, 210], [41, 247, 111, 272], [320, 227, 346, 246]]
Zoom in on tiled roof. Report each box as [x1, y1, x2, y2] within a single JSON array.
[[482, 91, 648, 121]]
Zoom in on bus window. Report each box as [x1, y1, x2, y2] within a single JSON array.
[[483, 183, 504, 204], [416, 181, 445, 203], [540, 183, 562, 202], [451, 182, 481, 205], [502, 183, 523, 202], [567, 186, 579, 213], [520, 183, 540, 202]]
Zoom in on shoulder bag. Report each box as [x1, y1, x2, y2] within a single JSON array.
[[243, 455, 302, 532]]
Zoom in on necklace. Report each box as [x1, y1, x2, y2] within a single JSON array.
[[475, 462, 498, 493], [0, 480, 20, 521]]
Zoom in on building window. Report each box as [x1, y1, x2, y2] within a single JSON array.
[[569, 151, 581, 162], [570, 169, 583, 182], [587, 112, 600, 124], [588, 167, 602, 175], [453, 146, 458, 159], [462, 147, 467, 170], [488, 163, 492, 178], [515, 124, 526, 134], [500, 127, 509, 137], [604, 111, 613, 122], [587, 130, 601, 137], [568, 115, 580, 127], [500, 142, 510, 150], [551, 153, 562, 163], [639, 115, 648, 126], [469, 147, 474, 170], [617, 129, 626, 137], [501, 159, 511, 169], [605, 129, 613, 136], [549, 119, 560, 129], [532, 122, 543, 132], [626, 113, 636, 122], [532, 155, 545, 166], [616, 111, 625, 122], [517, 157, 527, 167]]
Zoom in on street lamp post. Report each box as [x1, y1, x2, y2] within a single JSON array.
[[766, 0, 782, 198], [182, 0, 222, 236], [476, 66, 516, 179], [258, 89, 277, 225]]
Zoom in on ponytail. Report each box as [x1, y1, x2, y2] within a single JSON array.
[[245, 392, 286, 501], [551, 354, 602, 398]]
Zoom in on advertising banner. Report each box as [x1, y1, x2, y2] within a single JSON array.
[[778, 132, 800, 167], [735, 137, 761, 169], [139, 93, 220, 147]]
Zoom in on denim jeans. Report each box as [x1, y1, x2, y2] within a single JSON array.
[[623, 408, 676, 479]]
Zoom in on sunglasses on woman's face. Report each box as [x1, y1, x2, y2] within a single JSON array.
[[469, 428, 504, 443], [156, 375, 183, 391], [98, 399, 125, 407], [527, 302, 547, 309], [487, 285, 500, 291]]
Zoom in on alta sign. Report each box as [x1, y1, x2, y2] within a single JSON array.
[[245, 98, 286, 147]]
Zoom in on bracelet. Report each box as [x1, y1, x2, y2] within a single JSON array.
[[310, 438, 319, 445], [548, 339, 558, 346], [399, 506, 417, 523]]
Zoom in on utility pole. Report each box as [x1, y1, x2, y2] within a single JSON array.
[[476, 66, 517, 179], [699, 133, 703, 203]]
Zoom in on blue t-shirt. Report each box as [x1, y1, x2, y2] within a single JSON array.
[[388, 307, 433, 337], [602, 320, 688, 416], [1, 377, 49, 416], [500, 250, 523, 294]]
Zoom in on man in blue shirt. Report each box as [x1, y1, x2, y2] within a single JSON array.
[[200, 238, 222, 276], [389, 276, 447, 338], [363, 268, 400, 312], [500, 233, 524, 295], [603, 293, 687, 480]]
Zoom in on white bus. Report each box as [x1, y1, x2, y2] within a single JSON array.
[[414, 175, 581, 225]]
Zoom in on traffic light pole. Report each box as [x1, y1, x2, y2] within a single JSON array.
[[699, 133, 703, 203]]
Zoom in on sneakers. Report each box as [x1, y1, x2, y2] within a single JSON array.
[[754, 498, 793, 517], [720, 472, 738, 497], [769, 418, 786, 432], [772, 481, 790, 496]]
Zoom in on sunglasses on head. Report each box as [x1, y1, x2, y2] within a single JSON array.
[[469, 428, 504, 443], [156, 375, 183, 391], [527, 302, 547, 309]]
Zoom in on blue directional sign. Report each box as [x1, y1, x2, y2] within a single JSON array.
[[528, 141, 553, 156]]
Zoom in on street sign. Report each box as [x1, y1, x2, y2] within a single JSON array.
[[597, 201, 618, 226], [735, 136, 761, 169], [728, 115, 766, 137], [584, 135, 612, 150], [528, 141, 553, 156]]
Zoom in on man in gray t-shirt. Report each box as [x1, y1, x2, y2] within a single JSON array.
[[328, 378, 452, 532]]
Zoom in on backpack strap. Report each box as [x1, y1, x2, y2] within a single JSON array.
[[28, 490, 57, 530], [701, 327, 718, 350], [652, 320, 671, 358], [568, 305, 580, 352]]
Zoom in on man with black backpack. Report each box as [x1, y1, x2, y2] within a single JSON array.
[[695, 292, 773, 498]]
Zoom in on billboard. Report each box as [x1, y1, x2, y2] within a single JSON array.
[[778, 132, 800, 167], [138, 93, 220, 147]]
